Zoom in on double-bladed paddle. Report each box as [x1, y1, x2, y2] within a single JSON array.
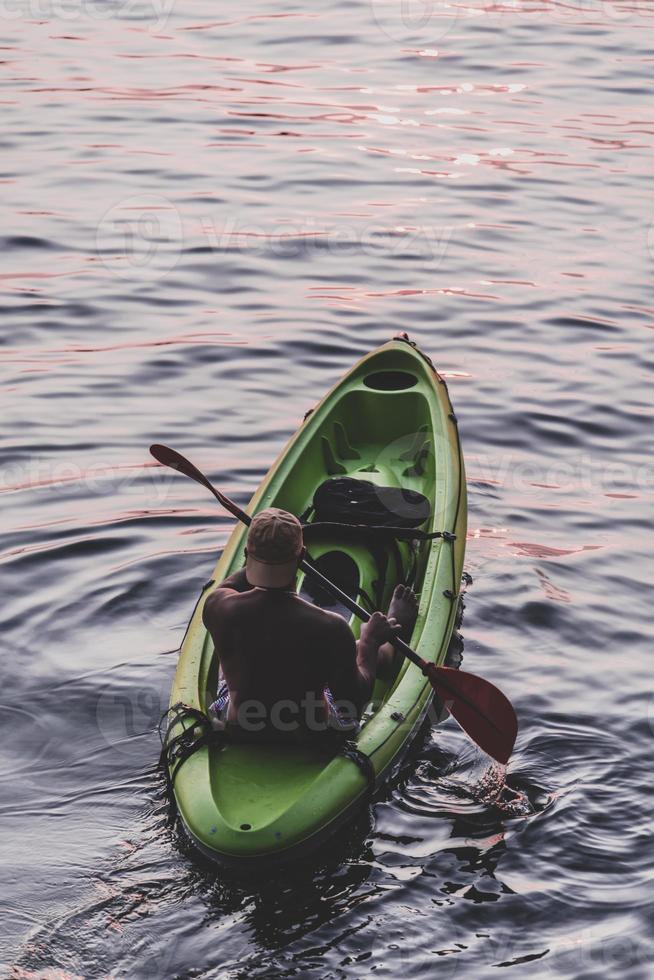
[[150, 443, 518, 765]]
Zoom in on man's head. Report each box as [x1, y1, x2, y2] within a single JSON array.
[[245, 507, 304, 588]]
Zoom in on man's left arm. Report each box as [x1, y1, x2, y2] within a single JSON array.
[[202, 564, 252, 632], [215, 565, 252, 594]]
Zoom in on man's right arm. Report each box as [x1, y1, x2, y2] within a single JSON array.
[[324, 616, 367, 716], [326, 611, 399, 717]]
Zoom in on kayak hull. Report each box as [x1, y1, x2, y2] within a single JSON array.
[[168, 338, 467, 863]]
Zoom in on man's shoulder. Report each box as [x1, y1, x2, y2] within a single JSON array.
[[202, 585, 247, 628]]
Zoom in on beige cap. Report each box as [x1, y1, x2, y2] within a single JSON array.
[[245, 507, 303, 588]]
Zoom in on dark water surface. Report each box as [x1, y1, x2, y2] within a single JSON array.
[[2, 1, 653, 977]]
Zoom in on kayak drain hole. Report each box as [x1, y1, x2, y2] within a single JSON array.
[[240, 823, 252, 831], [364, 370, 417, 391]]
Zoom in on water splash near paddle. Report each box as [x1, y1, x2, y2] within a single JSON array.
[[471, 760, 533, 816]]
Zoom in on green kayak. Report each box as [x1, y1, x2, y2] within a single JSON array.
[[166, 336, 466, 862]]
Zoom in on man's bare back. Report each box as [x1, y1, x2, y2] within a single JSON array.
[[203, 568, 358, 725], [202, 566, 418, 732]]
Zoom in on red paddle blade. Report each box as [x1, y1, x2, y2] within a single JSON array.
[[425, 666, 518, 765]]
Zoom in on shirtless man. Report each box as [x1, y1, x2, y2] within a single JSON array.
[[202, 507, 418, 735]]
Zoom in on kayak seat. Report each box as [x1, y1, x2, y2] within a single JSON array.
[[402, 440, 432, 479], [321, 420, 362, 475], [300, 550, 360, 616], [333, 420, 360, 460], [321, 437, 346, 475]]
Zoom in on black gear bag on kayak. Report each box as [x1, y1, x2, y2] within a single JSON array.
[[304, 476, 432, 530]]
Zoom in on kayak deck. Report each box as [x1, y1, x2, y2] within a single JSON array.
[[168, 339, 466, 862]]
